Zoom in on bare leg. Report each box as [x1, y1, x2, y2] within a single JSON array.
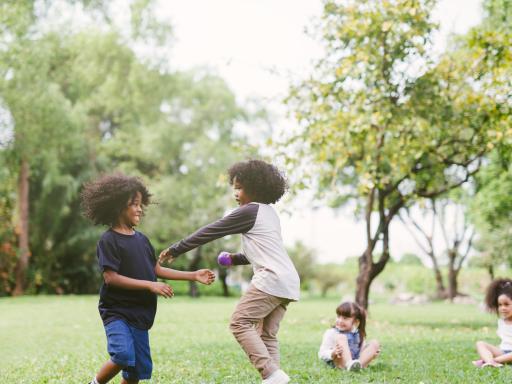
[[476, 341, 503, 364], [359, 340, 380, 368], [331, 334, 352, 369], [494, 352, 512, 364], [120, 379, 139, 384], [95, 360, 123, 383]]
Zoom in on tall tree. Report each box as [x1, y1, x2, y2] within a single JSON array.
[[470, 152, 512, 275], [0, 156, 17, 295], [466, 0, 512, 279], [0, 33, 88, 294], [400, 196, 474, 300], [286, 0, 509, 308], [111, 69, 254, 296], [0, 0, 234, 294]]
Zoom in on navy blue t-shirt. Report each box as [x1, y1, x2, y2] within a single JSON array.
[[97, 229, 157, 330]]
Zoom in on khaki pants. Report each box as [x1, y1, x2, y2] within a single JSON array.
[[229, 284, 291, 379]]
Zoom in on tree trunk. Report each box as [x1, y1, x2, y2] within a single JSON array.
[[354, 188, 399, 309], [430, 254, 446, 299], [355, 253, 390, 309], [448, 269, 458, 301], [188, 246, 202, 298], [13, 158, 30, 296], [218, 265, 230, 297], [447, 250, 457, 301], [355, 249, 373, 309], [321, 284, 333, 298], [488, 264, 495, 280], [355, 268, 371, 309]]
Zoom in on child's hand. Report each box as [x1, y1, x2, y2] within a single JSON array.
[[149, 281, 174, 298], [332, 344, 343, 359], [159, 248, 175, 264], [195, 269, 216, 285]]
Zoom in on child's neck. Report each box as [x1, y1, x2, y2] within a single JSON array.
[[112, 222, 135, 235]]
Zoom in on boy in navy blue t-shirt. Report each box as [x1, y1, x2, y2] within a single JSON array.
[[81, 173, 215, 384]]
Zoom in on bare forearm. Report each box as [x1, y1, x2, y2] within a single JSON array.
[[104, 271, 151, 291], [156, 265, 197, 281]]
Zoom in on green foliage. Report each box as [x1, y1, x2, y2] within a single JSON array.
[[0, 160, 17, 295], [3, 296, 512, 383], [309, 262, 493, 301], [483, 0, 512, 33], [285, 0, 511, 307], [288, 0, 507, 209], [399, 252, 423, 266], [463, 0, 512, 273], [287, 241, 317, 289], [0, 0, 254, 294], [312, 263, 348, 297], [470, 152, 512, 268]]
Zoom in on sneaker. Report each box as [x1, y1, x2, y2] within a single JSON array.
[[472, 359, 484, 367], [347, 359, 362, 372], [261, 369, 290, 384]]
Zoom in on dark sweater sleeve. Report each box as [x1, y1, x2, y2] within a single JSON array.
[[231, 253, 250, 265], [169, 203, 259, 257]]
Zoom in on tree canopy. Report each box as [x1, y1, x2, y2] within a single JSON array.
[[286, 0, 511, 308]]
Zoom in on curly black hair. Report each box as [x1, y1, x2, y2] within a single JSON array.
[[228, 160, 288, 204], [80, 173, 151, 227], [484, 278, 512, 314]]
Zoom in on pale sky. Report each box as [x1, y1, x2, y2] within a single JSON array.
[[158, 0, 484, 263]]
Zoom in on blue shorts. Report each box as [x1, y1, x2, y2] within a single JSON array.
[[105, 319, 152, 381]]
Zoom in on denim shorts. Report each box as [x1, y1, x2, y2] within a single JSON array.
[[105, 319, 152, 380], [344, 332, 361, 359]]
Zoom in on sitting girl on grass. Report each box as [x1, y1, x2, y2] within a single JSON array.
[[473, 278, 512, 368], [318, 301, 380, 371]]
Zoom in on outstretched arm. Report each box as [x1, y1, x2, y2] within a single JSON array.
[[155, 263, 215, 285], [103, 269, 174, 298], [160, 204, 259, 263]]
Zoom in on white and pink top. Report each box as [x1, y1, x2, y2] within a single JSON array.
[[497, 319, 512, 351], [168, 202, 300, 301]]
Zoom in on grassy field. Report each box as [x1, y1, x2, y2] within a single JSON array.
[[1, 295, 512, 383]]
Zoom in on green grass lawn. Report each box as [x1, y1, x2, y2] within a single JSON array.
[[1, 295, 512, 383]]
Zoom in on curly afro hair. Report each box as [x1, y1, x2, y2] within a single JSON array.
[[80, 173, 151, 227], [485, 278, 512, 314], [228, 160, 288, 204]]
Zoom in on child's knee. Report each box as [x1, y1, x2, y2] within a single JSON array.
[[370, 339, 380, 350], [229, 313, 251, 334], [476, 340, 486, 348], [336, 333, 348, 343], [111, 348, 135, 367]]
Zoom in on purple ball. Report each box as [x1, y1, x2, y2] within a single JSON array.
[[217, 251, 232, 266]]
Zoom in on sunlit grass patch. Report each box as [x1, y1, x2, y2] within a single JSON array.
[[1, 296, 512, 383]]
